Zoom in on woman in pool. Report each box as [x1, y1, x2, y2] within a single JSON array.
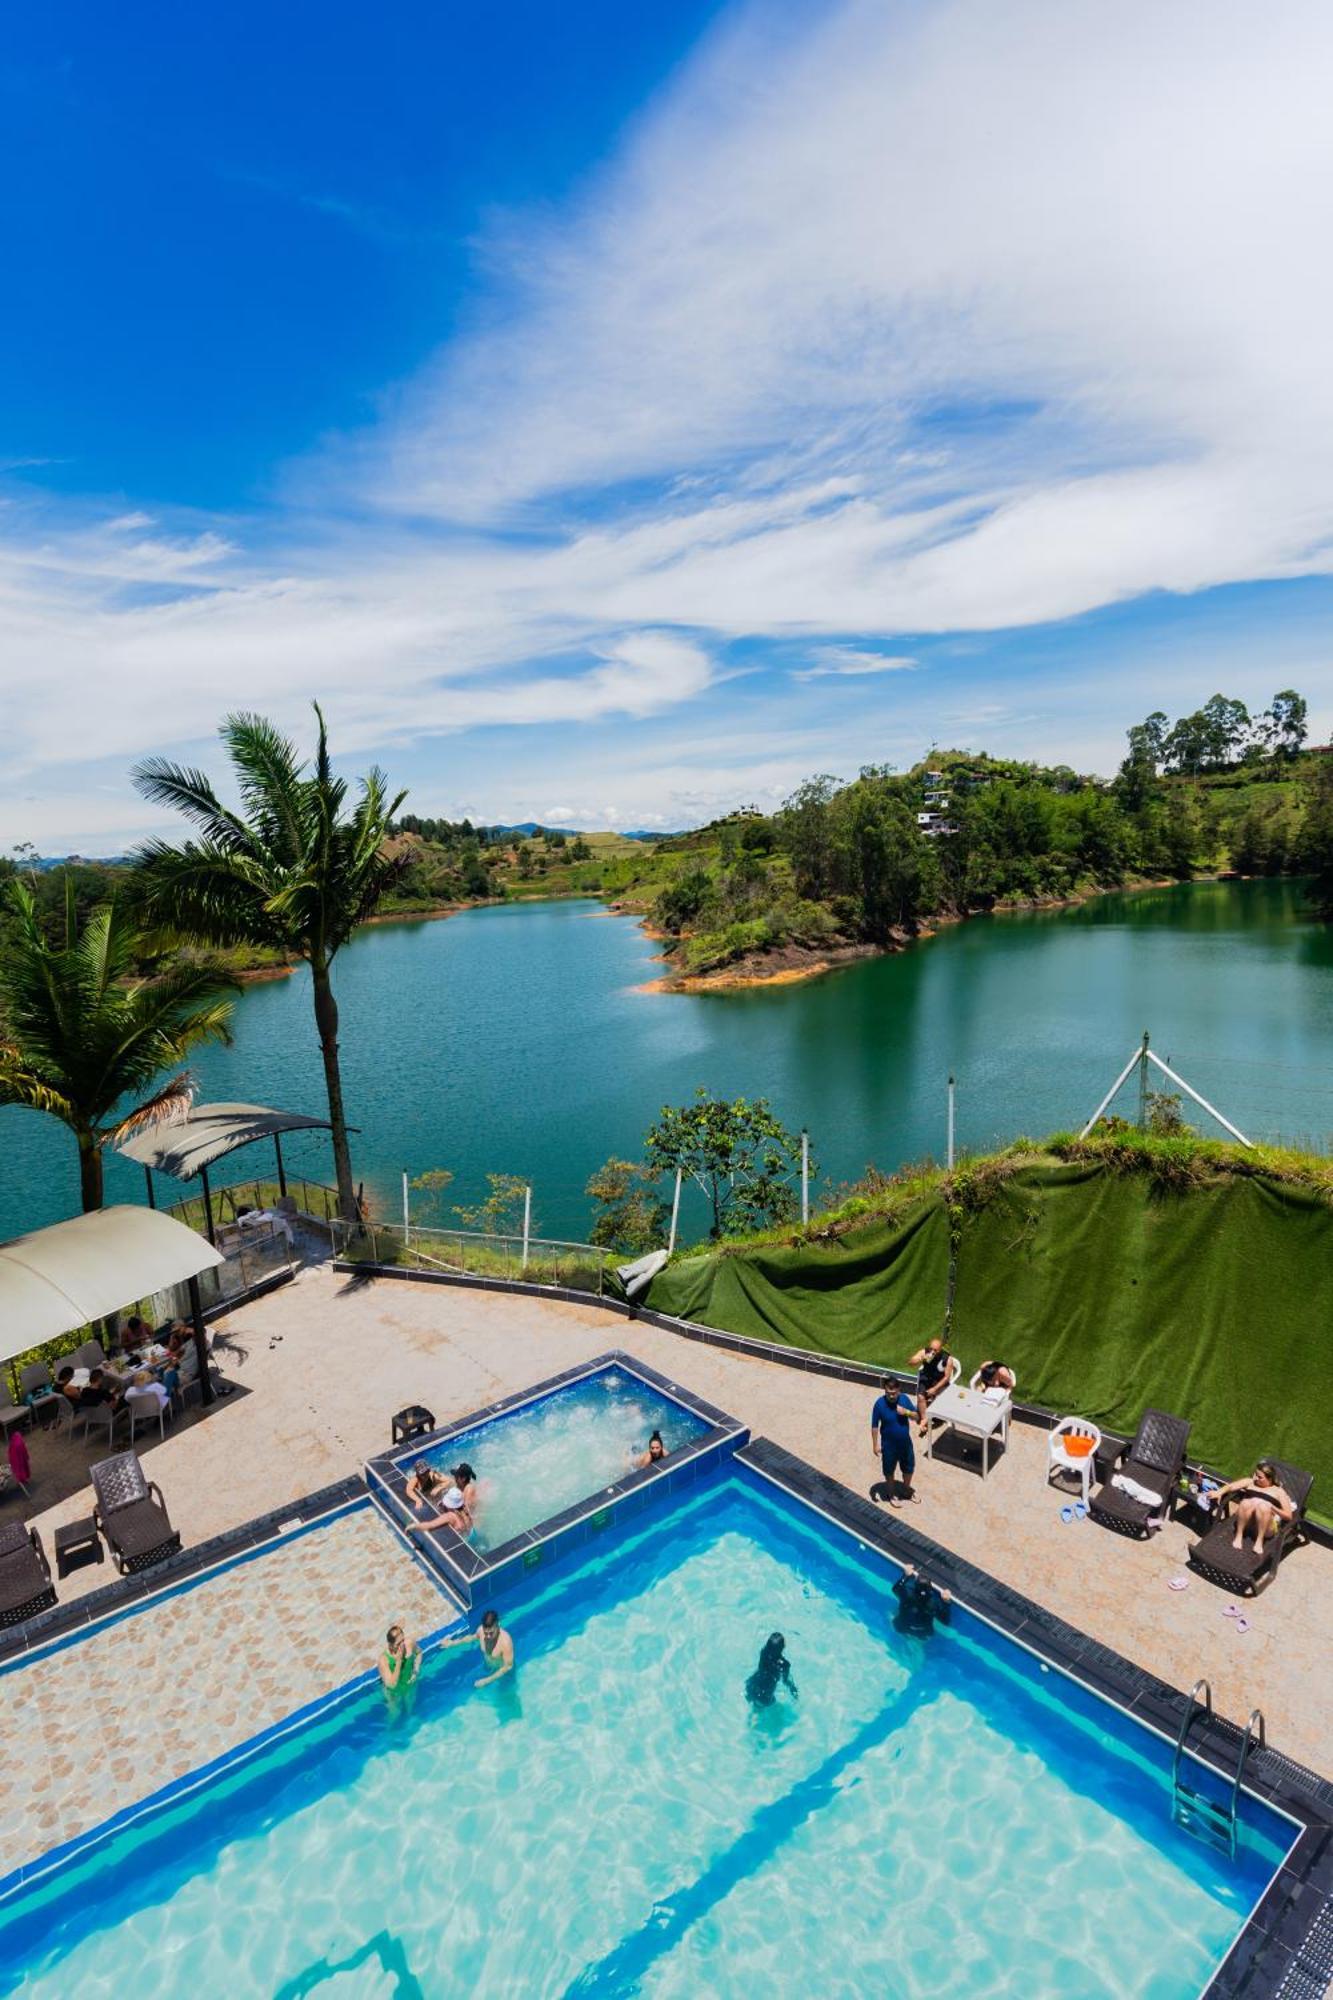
[[403, 1461, 448, 1512], [633, 1430, 668, 1470], [408, 1476, 474, 1538], [377, 1623, 421, 1693], [746, 1632, 798, 1709], [1215, 1460, 1297, 1553]]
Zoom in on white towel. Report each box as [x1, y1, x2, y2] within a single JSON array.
[[1112, 1471, 1162, 1508]]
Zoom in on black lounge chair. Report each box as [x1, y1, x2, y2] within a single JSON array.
[[0, 1520, 57, 1626], [1087, 1408, 1191, 1538], [91, 1451, 181, 1575], [1187, 1460, 1313, 1595]]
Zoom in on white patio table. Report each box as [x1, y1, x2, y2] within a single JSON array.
[[923, 1383, 1008, 1480]]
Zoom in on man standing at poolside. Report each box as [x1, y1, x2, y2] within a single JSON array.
[[871, 1377, 921, 1507], [442, 1607, 515, 1688]]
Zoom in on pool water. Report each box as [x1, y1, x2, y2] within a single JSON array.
[[0, 1474, 1287, 1998], [415, 1365, 709, 1551]]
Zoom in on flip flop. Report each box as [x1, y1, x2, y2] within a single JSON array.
[[1234, 1616, 1251, 1634], [1166, 1575, 1190, 1591], [1222, 1603, 1242, 1620], [1060, 1506, 1074, 1523], [1073, 1502, 1088, 1520]]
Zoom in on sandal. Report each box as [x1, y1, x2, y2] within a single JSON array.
[[1166, 1575, 1190, 1591]]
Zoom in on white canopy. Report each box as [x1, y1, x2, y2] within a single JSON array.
[[0, 1205, 223, 1362]]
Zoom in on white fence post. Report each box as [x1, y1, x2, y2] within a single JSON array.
[[668, 1168, 683, 1255], [800, 1130, 809, 1225], [522, 1185, 532, 1271], [947, 1076, 956, 1170], [401, 1170, 410, 1248]]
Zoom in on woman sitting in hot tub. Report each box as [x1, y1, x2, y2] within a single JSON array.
[[407, 1461, 478, 1538]]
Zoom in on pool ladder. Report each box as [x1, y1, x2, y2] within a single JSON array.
[[1171, 1680, 1266, 1859]]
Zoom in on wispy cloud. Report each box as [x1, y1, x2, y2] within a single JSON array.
[[3, 0, 1333, 848], [792, 649, 917, 681]]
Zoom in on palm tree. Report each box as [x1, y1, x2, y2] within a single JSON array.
[[133, 707, 406, 1222], [0, 879, 238, 1212]]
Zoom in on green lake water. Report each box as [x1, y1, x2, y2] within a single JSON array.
[[2, 879, 1330, 1245]]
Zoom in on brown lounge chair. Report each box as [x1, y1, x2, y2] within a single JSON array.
[[1187, 1461, 1313, 1595], [1087, 1408, 1192, 1538], [0, 1520, 57, 1626], [91, 1451, 181, 1575]]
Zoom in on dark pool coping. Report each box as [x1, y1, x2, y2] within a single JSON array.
[[333, 1260, 1333, 1549], [364, 1350, 747, 1606], [737, 1436, 1333, 2000]]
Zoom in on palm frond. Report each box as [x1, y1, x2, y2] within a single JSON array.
[[221, 712, 310, 863], [131, 758, 257, 855], [107, 1072, 197, 1145]]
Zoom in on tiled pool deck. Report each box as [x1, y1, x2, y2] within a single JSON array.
[[0, 1504, 447, 1878], [5, 1261, 1331, 1870]]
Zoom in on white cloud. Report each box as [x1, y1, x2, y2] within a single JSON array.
[[793, 649, 917, 681], [3, 0, 1333, 847]]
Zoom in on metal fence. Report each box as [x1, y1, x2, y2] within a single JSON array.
[[329, 1218, 616, 1295]]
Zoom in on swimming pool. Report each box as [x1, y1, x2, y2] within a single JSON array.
[[0, 1466, 1294, 1998], [366, 1355, 744, 1604]]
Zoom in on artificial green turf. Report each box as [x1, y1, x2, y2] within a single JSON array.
[[645, 1159, 1332, 1514]]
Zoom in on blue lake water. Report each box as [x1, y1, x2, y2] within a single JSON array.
[[1, 878, 1330, 1243], [0, 1472, 1289, 1997]]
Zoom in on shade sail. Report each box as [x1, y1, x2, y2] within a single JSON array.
[[116, 1102, 331, 1182], [0, 1206, 223, 1359]]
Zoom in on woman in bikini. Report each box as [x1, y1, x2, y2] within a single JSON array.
[[1215, 1460, 1296, 1553]]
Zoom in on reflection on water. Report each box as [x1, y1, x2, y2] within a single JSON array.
[[1, 879, 1329, 1242]]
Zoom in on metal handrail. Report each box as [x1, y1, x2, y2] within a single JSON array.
[[1171, 1678, 1212, 1794], [1228, 1708, 1266, 1829]]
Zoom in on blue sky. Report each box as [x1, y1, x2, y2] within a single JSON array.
[[2, 0, 1331, 850]]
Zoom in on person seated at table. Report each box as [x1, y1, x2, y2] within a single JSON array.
[[118, 1313, 155, 1359], [126, 1369, 170, 1414], [403, 1460, 449, 1511], [909, 1335, 954, 1431], [56, 1366, 80, 1405], [1214, 1460, 1297, 1555], [77, 1367, 123, 1411], [976, 1361, 1015, 1402]]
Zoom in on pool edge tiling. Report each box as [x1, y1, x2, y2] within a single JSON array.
[[735, 1437, 1333, 2000], [364, 1349, 748, 1606]]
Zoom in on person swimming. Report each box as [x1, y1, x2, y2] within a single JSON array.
[[634, 1430, 668, 1470], [892, 1565, 952, 1636], [745, 1632, 798, 1708]]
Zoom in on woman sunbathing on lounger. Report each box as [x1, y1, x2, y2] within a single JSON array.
[[1215, 1461, 1296, 1553]]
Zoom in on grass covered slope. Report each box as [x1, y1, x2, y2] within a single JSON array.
[[642, 1138, 1333, 1511]]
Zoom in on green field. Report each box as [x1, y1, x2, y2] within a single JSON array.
[[640, 1138, 1333, 1521]]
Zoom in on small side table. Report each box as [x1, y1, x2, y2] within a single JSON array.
[[1173, 1477, 1222, 1536], [391, 1405, 436, 1448], [1092, 1434, 1125, 1489], [55, 1516, 103, 1579]]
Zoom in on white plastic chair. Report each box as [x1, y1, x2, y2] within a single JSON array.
[[126, 1390, 171, 1444], [1047, 1416, 1102, 1507]]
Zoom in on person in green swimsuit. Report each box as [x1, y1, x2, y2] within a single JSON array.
[[378, 1624, 421, 1692]]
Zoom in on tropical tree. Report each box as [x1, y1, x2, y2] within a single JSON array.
[[645, 1088, 810, 1239], [133, 707, 405, 1222], [585, 1158, 670, 1253], [0, 879, 237, 1211]]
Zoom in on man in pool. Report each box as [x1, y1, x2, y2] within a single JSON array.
[[746, 1631, 798, 1708], [892, 1565, 952, 1636], [441, 1608, 514, 1688], [871, 1376, 920, 1506]]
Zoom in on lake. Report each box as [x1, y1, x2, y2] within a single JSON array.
[[2, 879, 1331, 1246]]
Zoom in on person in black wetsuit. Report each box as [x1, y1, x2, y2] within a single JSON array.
[[746, 1632, 798, 1708], [892, 1565, 952, 1637]]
